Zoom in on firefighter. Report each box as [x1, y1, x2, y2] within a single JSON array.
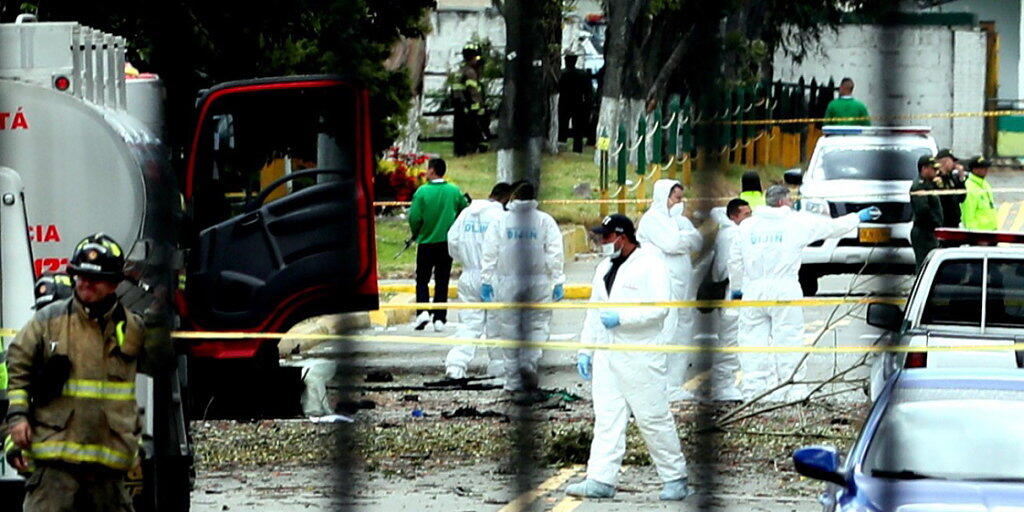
[[6, 233, 145, 511], [32, 273, 74, 310], [558, 54, 594, 153], [452, 43, 488, 156]]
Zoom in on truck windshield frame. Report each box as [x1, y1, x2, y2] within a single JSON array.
[[815, 145, 932, 181], [920, 257, 1024, 330]]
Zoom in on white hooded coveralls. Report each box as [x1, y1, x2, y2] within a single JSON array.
[[707, 207, 743, 398], [579, 246, 687, 486], [727, 205, 859, 400], [445, 199, 506, 374], [481, 199, 565, 388], [636, 179, 703, 390]]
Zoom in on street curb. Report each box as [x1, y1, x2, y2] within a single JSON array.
[[369, 292, 416, 327]]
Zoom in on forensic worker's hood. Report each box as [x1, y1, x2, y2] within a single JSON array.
[[465, 198, 500, 215], [648, 179, 681, 216], [710, 206, 732, 228], [507, 199, 539, 212]]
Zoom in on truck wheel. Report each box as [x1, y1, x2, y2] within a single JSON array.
[[799, 269, 820, 296]]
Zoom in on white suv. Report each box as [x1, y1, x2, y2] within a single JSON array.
[[788, 126, 937, 295]]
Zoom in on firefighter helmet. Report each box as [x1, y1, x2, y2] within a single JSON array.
[[462, 42, 482, 61], [66, 233, 125, 281], [33, 272, 73, 309]]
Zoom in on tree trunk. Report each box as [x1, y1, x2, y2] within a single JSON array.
[[495, 0, 561, 186], [593, 0, 636, 161]]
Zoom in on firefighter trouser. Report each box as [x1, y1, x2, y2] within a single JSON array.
[[24, 463, 133, 512]]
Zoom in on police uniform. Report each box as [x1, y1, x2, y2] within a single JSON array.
[[6, 234, 143, 512], [910, 159, 944, 268]]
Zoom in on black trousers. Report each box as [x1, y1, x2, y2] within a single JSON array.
[[416, 242, 453, 322]]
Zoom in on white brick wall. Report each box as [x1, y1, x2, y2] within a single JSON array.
[[774, 24, 987, 156]]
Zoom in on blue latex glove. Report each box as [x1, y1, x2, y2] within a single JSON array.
[[600, 311, 621, 329], [553, 284, 565, 301], [858, 206, 882, 222], [577, 353, 592, 381], [481, 283, 494, 302], [730, 290, 743, 300]]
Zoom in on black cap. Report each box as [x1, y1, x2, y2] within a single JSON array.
[[935, 148, 958, 161], [918, 155, 939, 170], [591, 214, 636, 239], [969, 156, 991, 170]]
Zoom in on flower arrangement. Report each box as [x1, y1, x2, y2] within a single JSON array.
[[376, 147, 430, 203]]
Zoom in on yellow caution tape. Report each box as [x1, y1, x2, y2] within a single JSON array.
[[376, 297, 905, 310], [166, 330, 1024, 355], [373, 186, 1024, 208], [721, 108, 1024, 126]]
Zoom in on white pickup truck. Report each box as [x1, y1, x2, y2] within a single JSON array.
[[787, 126, 937, 295], [867, 230, 1024, 399]]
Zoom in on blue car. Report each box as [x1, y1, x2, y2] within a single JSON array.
[[794, 369, 1024, 511]]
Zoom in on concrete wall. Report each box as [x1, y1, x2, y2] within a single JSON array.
[[773, 24, 987, 156], [918, 0, 1020, 99]]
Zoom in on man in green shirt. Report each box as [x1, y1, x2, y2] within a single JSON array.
[[910, 156, 943, 269], [824, 77, 870, 126], [962, 156, 997, 231], [408, 158, 469, 330]]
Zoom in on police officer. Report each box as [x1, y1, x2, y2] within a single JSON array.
[[910, 156, 944, 268], [962, 156, 997, 231], [452, 43, 488, 156], [558, 54, 594, 153], [6, 233, 146, 511], [934, 148, 967, 228]]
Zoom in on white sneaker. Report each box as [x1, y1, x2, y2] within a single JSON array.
[[445, 366, 466, 379], [432, 320, 446, 332], [413, 312, 430, 331]]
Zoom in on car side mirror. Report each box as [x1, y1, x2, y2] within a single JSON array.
[[867, 303, 904, 331], [784, 168, 803, 186], [793, 446, 846, 486]]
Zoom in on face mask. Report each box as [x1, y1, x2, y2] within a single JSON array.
[[669, 202, 685, 217], [600, 236, 621, 258]]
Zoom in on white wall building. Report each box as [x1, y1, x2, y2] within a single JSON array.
[[773, 23, 988, 156]]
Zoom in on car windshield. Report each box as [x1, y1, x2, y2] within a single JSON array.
[[863, 388, 1024, 481], [818, 146, 931, 181], [920, 258, 1024, 328]]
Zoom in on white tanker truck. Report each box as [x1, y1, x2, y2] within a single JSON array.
[[0, 14, 380, 511]]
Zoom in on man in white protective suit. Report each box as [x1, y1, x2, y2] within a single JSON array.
[[480, 181, 565, 391], [728, 185, 880, 401], [444, 182, 513, 379], [704, 198, 752, 401], [565, 214, 691, 502], [635, 179, 702, 402]]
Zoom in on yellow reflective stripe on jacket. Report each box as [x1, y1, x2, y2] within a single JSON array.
[[464, 79, 480, 89], [115, 321, 126, 348], [63, 379, 135, 401], [451, 83, 466, 91], [31, 441, 133, 470], [3, 435, 13, 453], [9, 388, 27, 407]]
